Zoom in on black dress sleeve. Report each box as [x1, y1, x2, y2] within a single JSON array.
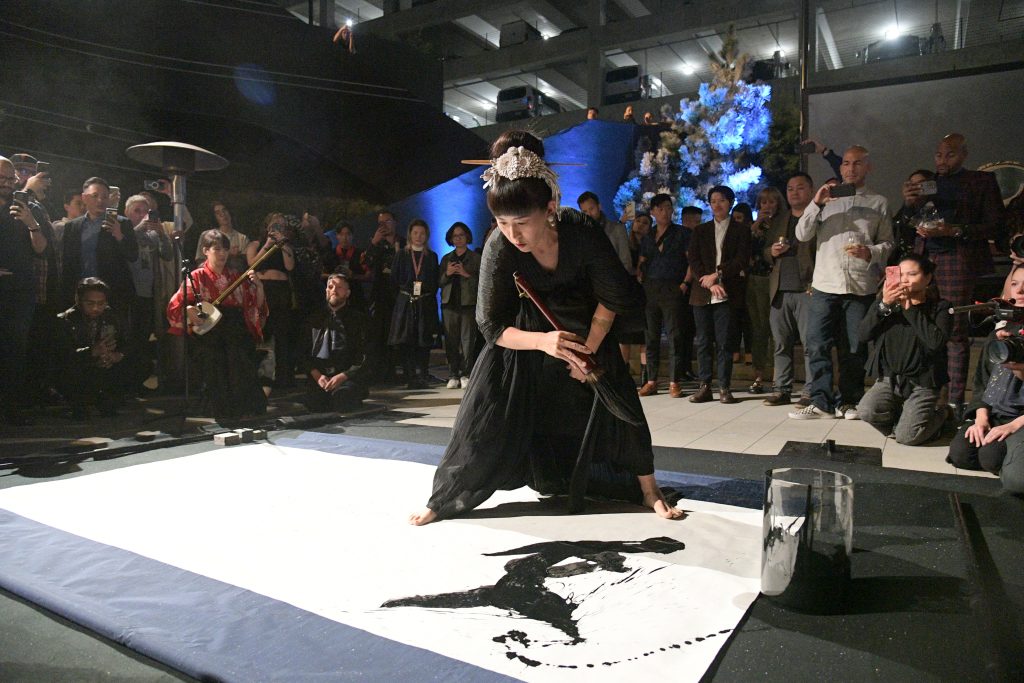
[[475, 232, 519, 346]]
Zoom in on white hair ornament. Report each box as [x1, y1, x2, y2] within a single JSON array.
[[478, 146, 562, 207]]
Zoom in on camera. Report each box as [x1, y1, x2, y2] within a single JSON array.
[[795, 141, 817, 154], [918, 180, 937, 195], [148, 209, 160, 222], [989, 335, 1024, 364], [105, 207, 118, 221], [829, 183, 857, 199], [144, 180, 163, 191], [12, 190, 30, 204]]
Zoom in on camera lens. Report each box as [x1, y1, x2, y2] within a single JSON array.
[[989, 336, 1024, 364]]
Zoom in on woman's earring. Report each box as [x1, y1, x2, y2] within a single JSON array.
[[547, 214, 556, 227]]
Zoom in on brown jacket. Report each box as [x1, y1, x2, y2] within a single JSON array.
[[687, 218, 750, 308], [764, 210, 816, 301]]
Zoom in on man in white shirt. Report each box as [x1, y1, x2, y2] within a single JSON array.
[[790, 146, 893, 419]]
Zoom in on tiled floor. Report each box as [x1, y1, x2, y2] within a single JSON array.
[[385, 381, 995, 480]]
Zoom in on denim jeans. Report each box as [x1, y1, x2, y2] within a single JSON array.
[[804, 289, 874, 412], [693, 302, 734, 388]]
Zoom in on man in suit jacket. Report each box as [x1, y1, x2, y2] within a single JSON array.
[[902, 133, 1005, 417], [687, 185, 751, 404], [60, 177, 138, 313]]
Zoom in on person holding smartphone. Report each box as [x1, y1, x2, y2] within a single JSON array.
[[791, 146, 893, 420], [59, 177, 138, 314], [855, 254, 951, 445], [0, 156, 49, 424], [901, 133, 1005, 422]]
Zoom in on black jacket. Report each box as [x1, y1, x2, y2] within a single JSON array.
[[61, 214, 138, 308]]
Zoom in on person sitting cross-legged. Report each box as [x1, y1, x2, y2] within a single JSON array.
[[856, 254, 951, 445], [305, 271, 374, 412]]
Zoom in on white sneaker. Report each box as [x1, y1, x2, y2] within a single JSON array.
[[837, 404, 860, 420], [446, 378, 460, 389], [788, 404, 835, 420], [460, 376, 470, 389]]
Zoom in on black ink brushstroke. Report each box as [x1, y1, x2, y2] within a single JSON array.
[[381, 537, 685, 643]]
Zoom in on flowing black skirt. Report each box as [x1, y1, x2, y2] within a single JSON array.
[[426, 303, 654, 519]]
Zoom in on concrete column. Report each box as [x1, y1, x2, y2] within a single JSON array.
[[585, 0, 607, 108], [319, 0, 335, 29]]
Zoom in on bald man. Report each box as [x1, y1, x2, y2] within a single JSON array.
[[0, 157, 48, 423], [792, 146, 893, 420], [901, 133, 1004, 418]]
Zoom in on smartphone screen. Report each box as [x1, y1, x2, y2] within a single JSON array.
[[885, 265, 901, 289]]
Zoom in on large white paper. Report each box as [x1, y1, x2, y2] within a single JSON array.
[[0, 443, 762, 681]]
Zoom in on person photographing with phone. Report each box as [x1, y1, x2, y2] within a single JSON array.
[[790, 146, 893, 420], [855, 254, 951, 444], [901, 133, 1005, 422], [60, 177, 138, 315], [0, 156, 49, 424]]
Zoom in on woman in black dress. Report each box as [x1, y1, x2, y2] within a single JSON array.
[[410, 131, 683, 525], [388, 219, 440, 389]]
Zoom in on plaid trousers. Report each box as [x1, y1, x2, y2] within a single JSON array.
[[929, 251, 974, 404]]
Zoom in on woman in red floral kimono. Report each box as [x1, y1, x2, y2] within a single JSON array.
[[167, 229, 269, 420]]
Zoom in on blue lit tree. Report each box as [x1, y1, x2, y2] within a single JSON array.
[[614, 28, 772, 221]]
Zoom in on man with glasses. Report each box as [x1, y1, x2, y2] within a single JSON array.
[[365, 210, 405, 381], [60, 177, 138, 313], [0, 157, 48, 423]]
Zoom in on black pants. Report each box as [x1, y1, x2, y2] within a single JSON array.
[[693, 302, 736, 388], [442, 305, 477, 378], [643, 280, 692, 382], [305, 379, 368, 412]]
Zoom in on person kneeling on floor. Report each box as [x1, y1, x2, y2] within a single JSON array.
[[856, 254, 951, 445], [57, 277, 131, 418], [305, 270, 374, 412]]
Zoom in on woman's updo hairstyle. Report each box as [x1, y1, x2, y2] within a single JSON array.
[[485, 130, 553, 217]]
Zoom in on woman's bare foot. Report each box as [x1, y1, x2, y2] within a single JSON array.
[[638, 475, 686, 520], [409, 507, 438, 526]]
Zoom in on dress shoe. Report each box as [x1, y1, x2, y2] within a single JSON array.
[[719, 388, 737, 404], [669, 382, 683, 398], [689, 384, 713, 403], [638, 381, 658, 396], [763, 392, 791, 406]]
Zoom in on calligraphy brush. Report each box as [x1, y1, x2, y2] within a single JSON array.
[[513, 272, 646, 513]]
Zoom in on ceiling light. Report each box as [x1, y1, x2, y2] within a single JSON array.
[[882, 24, 901, 40], [345, 19, 353, 27], [452, 114, 460, 121], [680, 63, 695, 75]]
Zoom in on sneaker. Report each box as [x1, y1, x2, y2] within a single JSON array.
[[837, 404, 860, 420], [446, 378, 460, 389], [460, 376, 470, 389], [796, 395, 812, 407], [788, 404, 834, 420], [763, 392, 791, 406]]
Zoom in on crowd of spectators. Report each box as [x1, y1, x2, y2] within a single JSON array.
[[1, 130, 1021, 495]]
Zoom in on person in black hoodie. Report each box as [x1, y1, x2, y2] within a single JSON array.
[[856, 253, 951, 444]]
